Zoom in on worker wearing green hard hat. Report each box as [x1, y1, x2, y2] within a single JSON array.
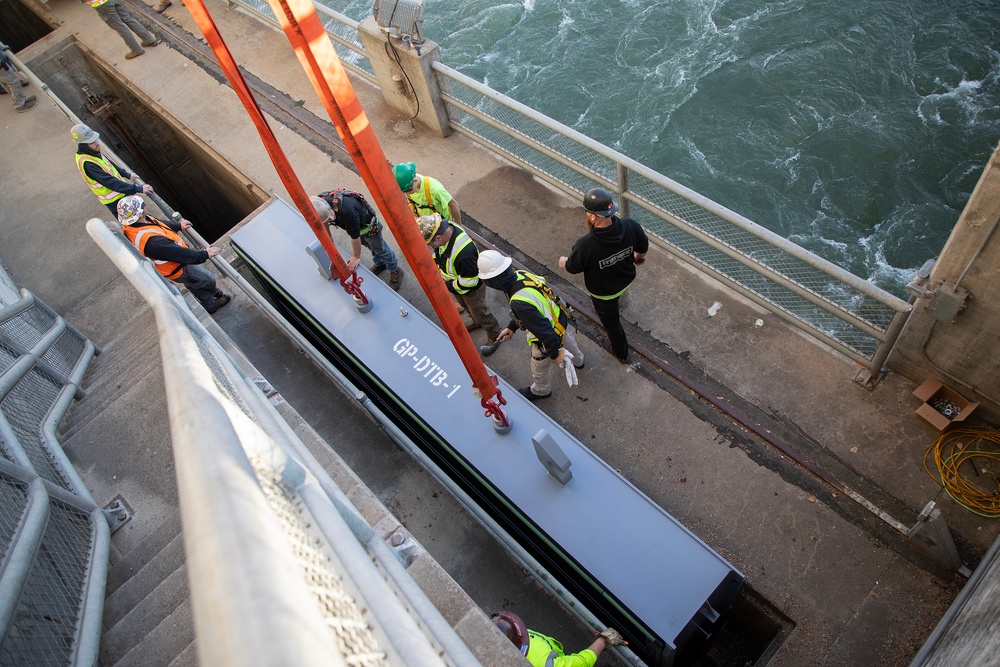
[[391, 162, 462, 225]]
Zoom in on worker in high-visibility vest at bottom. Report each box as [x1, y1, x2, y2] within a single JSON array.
[[73, 123, 152, 220], [117, 195, 231, 315], [491, 611, 625, 667]]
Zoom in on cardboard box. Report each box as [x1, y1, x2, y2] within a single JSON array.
[[912, 379, 980, 432]]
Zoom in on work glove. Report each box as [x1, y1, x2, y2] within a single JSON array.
[[596, 627, 625, 647], [562, 350, 578, 387]]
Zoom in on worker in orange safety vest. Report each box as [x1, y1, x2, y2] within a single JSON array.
[[118, 195, 231, 314]]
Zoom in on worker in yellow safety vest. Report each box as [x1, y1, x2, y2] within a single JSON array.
[[392, 162, 463, 224], [117, 195, 231, 314], [73, 124, 153, 219], [477, 250, 585, 402], [417, 213, 501, 344], [492, 611, 625, 667]]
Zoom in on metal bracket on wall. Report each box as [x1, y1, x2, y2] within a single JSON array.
[[103, 494, 133, 533], [906, 501, 971, 577], [927, 283, 970, 324]]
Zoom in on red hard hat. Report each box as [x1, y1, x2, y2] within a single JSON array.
[[491, 611, 529, 655]]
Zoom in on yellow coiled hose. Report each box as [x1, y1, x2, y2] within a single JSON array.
[[924, 426, 1000, 518]]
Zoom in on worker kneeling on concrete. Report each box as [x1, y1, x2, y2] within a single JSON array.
[[492, 610, 624, 666], [118, 195, 231, 314], [477, 250, 584, 402]]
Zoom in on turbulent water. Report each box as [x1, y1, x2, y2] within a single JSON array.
[[336, 0, 1000, 296]]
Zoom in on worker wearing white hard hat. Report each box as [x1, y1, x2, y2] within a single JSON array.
[[73, 123, 153, 219]]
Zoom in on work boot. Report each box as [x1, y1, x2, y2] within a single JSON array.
[[388, 269, 404, 291], [518, 387, 551, 402], [140, 39, 160, 48], [15, 96, 36, 112], [464, 320, 481, 332], [125, 50, 144, 60], [154, 0, 171, 11], [207, 293, 231, 314], [370, 263, 388, 276], [213, 289, 225, 298]]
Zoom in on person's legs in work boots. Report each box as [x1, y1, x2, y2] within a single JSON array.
[[591, 294, 628, 362], [562, 328, 585, 369], [0, 66, 33, 111], [362, 229, 403, 291], [522, 343, 553, 400], [176, 265, 228, 313], [458, 286, 501, 343], [96, 0, 157, 58]]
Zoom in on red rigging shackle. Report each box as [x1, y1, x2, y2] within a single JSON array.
[[183, 0, 364, 300], [263, 0, 500, 406]]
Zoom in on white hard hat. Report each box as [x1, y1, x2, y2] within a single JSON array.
[[310, 196, 332, 223], [117, 195, 146, 225], [71, 123, 99, 144], [477, 249, 512, 280]]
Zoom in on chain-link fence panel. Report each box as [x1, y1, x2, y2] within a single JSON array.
[[1, 368, 71, 491], [434, 66, 906, 364], [0, 498, 94, 667]]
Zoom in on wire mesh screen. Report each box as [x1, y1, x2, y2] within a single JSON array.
[[436, 68, 904, 361], [1, 368, 71, 491], [252, 456, 389, 666], [38, 330, 87, 382], [0, 339, 19, 377], [0, 499, 94, 667], [0, 471, 29, 570], [0, 302, 56, 353], [0, 264, 18, 308]]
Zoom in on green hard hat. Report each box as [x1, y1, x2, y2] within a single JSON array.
[[392, 162, 416, 191]]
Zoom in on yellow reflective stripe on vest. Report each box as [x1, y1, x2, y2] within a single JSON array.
[[88, 0, 111, 7], [510, 283, 565, 345], [436, 228, 478, 293], [76, 153, 125, 203]]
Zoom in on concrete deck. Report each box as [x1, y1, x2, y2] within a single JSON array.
[[2, 0, 997, 664]]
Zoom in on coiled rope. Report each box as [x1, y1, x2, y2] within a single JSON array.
[[924, 426, 1000, 518]]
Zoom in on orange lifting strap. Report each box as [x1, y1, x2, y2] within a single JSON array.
[[184, 0, 508, 424], [183, 0, 367, 303]]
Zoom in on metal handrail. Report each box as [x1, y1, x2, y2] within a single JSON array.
[[85, 218, 476, 666]]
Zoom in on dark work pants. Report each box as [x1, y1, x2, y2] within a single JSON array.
[[591, 294, 628, 360], [175, 264, 218, 309]]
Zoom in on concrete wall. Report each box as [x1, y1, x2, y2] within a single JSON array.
[[888, 141, 1000, 421], [357, 17, 450, 138]]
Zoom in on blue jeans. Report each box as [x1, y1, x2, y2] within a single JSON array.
[[175, 264, 219, 310], [361, 228, 398, 271]]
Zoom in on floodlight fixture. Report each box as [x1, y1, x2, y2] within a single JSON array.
[[373, 0, 425, 49]]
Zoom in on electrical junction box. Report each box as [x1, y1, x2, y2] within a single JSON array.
[[912, 379, 979, 432], [927, 283, 969, 323]]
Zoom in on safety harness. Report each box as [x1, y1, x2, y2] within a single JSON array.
[[406, 177, 441, 218], [510, 270, 568, 344], [318, 189, 380, 236]]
